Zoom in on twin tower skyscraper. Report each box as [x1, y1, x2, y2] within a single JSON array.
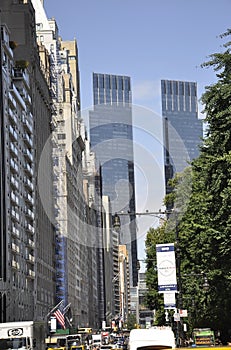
[[89, 73, 138, 287], [89, 73, 203, 288]]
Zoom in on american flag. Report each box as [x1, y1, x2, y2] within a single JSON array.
[[53, 301, 66, 329]]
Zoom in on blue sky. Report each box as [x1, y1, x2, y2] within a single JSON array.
[[44, 0, 230, 113], [44, 0, 231, 263]]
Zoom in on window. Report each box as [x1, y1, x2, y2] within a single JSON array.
[[162, 81, 166, 94], [36, 23, 43, 30], [93, 74, 98, 88], [112, 76, 117, 89], [175, 81, 178, 95], [99, 75, 104, 89], [182, 82, 185, 95], [57, 133, 66, 140], [169, 81, 172, 94]]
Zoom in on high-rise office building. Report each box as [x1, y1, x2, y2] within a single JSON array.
[[161, 79, 203, 195], [89, 73, 138, 287]]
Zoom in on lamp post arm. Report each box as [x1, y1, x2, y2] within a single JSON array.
[[116, 210, 172, 216]]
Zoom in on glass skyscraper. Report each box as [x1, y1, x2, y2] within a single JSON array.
[[89, 73, 138, 287], [161, 79, 203, 195]]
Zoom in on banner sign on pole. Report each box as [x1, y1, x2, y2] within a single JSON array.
[[164, 292, 176, 309], [174, 312, 180, 322], [179, 309, 188, 317], [156, 243, 177, 292]]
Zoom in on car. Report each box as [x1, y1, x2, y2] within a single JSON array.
[[100, 345, 113, 350], [112, 345, 123, 350]]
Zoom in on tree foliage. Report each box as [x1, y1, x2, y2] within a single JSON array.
[[145, 30, 231, 343], [126, 313, 137, 330]]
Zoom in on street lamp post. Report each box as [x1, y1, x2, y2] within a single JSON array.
[[113, 210, 173, 330], [174, 213, 184, 347], [114, 209, 182, 333]]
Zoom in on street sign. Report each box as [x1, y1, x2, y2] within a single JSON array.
[[179, 309, 188, 317], [164, 292, 176, 309], [174, 313, 180, 322]]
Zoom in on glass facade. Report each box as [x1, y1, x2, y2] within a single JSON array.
[[90, 73, 138, 287], [161, 79, 203, 195]]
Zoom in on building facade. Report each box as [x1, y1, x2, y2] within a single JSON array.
[[89, 73, 138, 287], [118, 245, 130, 326], [102, 195, 116, 326], [82, 137, 105, 328], [33, 0, 100, 327], [0, 0, 100, 327], [161, 79, 203, 195], [0, 0, 56, 321]]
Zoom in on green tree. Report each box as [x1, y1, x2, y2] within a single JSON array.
[[145, 30, 231, 343], [126, 313, 137, 330], [179, 29, 231, 342]]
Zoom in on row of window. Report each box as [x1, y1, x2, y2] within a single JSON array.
[[162, 80, 197, 97], [93, 73, 131, 91]]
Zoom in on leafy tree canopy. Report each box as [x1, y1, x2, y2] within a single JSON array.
[[145, 29, 231, 344]]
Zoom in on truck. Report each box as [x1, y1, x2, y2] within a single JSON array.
[[92, 333, 102, 347], [0, 321, 46, 349], [128, 326, 176, 350], [192, 328, 215, 347]]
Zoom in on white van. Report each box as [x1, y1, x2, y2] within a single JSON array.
[[128, 327, 176, 350]]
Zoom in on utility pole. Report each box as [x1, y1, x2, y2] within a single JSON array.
[[175, 214, 183, 347], [116, 209, 184, 345]]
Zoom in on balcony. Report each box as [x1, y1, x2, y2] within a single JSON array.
[[2, 36, 13, 60], [22, 115, 33, 134], [12, 225, 20, 238], [8, 91, 17, 110], [9, 83, 26, 110], [24, 93, 32, 106], [9, 125, 18, 142], [12, 260, 20, 270], [27, 254, 35, 263], [23, 133, 33, 147], [11, 175, 19, 190], [10, 159, 19, 174], [12, 259, 17, 268], [10, 143, 18, 158], [8, 108, 18, 125], [24, 192, 34, 205], [11, 242, 20, 253], [11, 208, 19, 222], [27, 269, 35, 279], [24, 177, 33, 191], [26, 238, 35, 248], [13, 67, 30, 90], [25, 222, 35, 234], [24, 207, 34, 220], [24, 163, 33, 176], [11, 191, 19, 206], [23, 149, 33, 162], [29, 112, 33, 122]]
